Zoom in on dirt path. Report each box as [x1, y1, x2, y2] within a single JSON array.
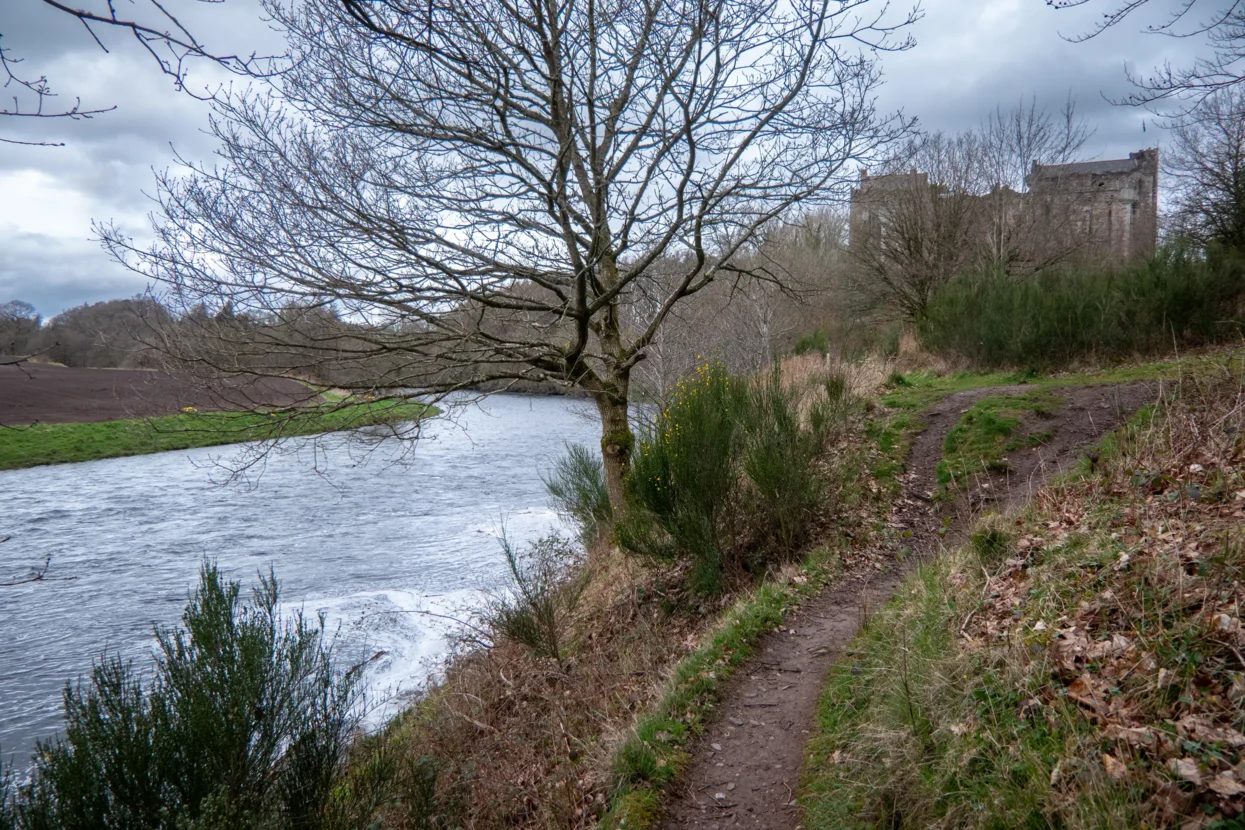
[[660, 382, 1156, 830]]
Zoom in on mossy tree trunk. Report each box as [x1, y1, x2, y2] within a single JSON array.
[[594, 380, 633, 516]]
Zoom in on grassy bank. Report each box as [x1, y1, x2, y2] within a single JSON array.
[[801, 359, 1245, 828], [324, 357, 880, 829], [0, 400, 433, 471]]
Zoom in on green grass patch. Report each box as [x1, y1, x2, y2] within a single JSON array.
[[879, 369, 1030, 412], [936, 390, 1063, 495], [878, 350, 1228, 416], [0, 400, 433, 471], [802, 554, 1135, 829]]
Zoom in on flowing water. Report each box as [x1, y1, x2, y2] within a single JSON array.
[[0, 393, 600, 766]]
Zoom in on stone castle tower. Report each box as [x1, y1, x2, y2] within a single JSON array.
[[1026, 148, 1160, 264], [849, 148, 1160, 268]]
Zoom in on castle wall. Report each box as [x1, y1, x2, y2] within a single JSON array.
[[849, 148, 1160, 269]]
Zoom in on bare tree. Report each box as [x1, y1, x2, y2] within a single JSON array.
[[977, 94, 1094, 270], [0, 300, 40, 356], [979, 94, 1094, 191], [847, 95, 1099, 318], [849, 131, 986, 318], [101, 0, 918, 511], [1048, 0, 1245, 109], [2, 0, 275, 146], [1165, 85, 1245, 248]]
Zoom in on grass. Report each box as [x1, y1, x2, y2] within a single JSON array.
[[877, 350, 1220, 414], [801, 362, 1245, 829], [865, 350, 1236, 491], [0, 400, 433, 471], [936, 390, 1063, 496]]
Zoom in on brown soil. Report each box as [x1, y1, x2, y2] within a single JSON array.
[[659, 382, 1158, 830], [0, 363, 317, 426]]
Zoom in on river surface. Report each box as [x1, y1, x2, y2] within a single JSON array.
[[0, 393, 600, 766]]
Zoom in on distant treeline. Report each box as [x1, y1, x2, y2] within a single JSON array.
[[0, 210, 854, 396], [0, 298, 169, 369]]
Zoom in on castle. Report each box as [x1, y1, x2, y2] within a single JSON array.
[[849, 148, 1160, 269]]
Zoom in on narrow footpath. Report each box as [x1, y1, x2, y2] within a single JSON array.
[[661, 382, 1156, 829]]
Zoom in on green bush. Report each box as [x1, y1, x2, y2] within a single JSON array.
[[740, 368, 833, 557], [3, 564, 366, 830], [619, 363, 844, 595], [619, 363, 747, 594], [919, 247, 1245, 369], [792, 329, 829, 356], [543, 442, 612, 545]]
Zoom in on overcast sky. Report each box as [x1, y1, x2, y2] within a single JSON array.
[[0, 0, 1200, 317]]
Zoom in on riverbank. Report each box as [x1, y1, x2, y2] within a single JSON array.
[[0, 400, 434, 471], [359, 349, 1230, 829], [7, 350, 1237, 829]]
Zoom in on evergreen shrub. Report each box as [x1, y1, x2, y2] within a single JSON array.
[[919, 247, 1245, 369], [1, 564, 365, 830]]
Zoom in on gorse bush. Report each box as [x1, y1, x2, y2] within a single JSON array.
[[919, 247, 1245, 369], [618, 362, 845, 595], [740, 368, 837, 558], [543, 442, 611, 544], [618, 363, 748, 594], [792, 329, 829, 356], [1, 564, 365, 830]]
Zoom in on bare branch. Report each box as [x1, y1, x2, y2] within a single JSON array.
[[1, 0, 282, 144], [100, 0, 920, 507]]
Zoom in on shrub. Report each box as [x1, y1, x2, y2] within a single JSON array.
[[5, 564, 364, 830], [543, 442, 612, 544], [0, 764, 13, 830], [480, 534, 585, 668], [620, 363, 747, 594], [619, 362, 845, 594], [792, 329, 829, 356], [740, 368, 832, 557], [919, 247, 1245, 369]]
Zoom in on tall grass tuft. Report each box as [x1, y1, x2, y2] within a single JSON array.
[[544, 442, 612, 544], [480, 534, 585, 668], [4, 563, 364, 830], [919, 247, 1245, 369]]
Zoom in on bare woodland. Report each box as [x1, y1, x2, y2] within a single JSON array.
[[847, 97, 1096, 318], [99, 0, 918, 508]]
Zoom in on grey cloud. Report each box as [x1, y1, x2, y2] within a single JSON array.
[[0, 231, 150, 318], [875, 0, 1205, 158]]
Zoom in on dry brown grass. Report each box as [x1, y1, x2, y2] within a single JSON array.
[[371, 545, 736, 829]]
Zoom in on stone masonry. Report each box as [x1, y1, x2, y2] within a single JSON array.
[[849, 148, 1160, 267]]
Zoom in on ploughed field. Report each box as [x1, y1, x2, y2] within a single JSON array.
[[0, 364, 314, 426]]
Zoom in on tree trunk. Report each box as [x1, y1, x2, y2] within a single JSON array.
[[594, 380, 633, 516]]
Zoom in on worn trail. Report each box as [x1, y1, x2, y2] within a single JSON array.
[[660, 382, 1155, 829]]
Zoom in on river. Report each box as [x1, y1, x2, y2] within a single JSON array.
[[0, 393, 600, 766]]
